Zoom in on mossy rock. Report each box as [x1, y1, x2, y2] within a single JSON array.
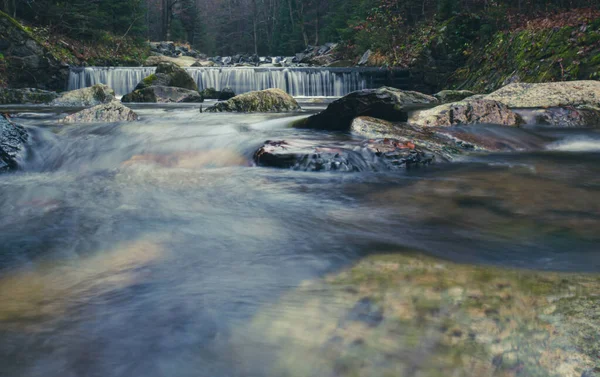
[[235, 252, 600, 377], [201, 87, 219, 99], [434, 90, 476, 104], [205, 88, 299, 113], [122, 86, 203, 103], [51, 84, 115, 107], [0, 88, 58, 104], [134, 62, 198, 92]]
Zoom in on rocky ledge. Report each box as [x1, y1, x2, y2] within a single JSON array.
[[0, 114, 28, 171]]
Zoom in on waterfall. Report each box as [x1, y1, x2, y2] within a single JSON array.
[[68, 67, 406, 97]]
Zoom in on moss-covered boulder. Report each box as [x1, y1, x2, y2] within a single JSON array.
[[235, 252, 600, 377], [485, 81, 600, 108], [434, 89, 475, 104], [134, 62, 198, 91], [295, 87, 438, 131], [201, 87, 218, 99], [62, 101, 138, 123], [121, 86, 203, 103], [205, 88, 299, 112], [0, 114, 27, 172], [218, 87, 236, 101], [0, 88, 58, 104], [410, 99, 523, 127], [51, 84, 115, 107], [0, 11, 68, 90]]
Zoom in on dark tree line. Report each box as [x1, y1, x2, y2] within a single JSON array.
[[1, 0, 598, 55]]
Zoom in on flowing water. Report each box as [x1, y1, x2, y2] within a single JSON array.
[[68, 67, 410, 96], [1, 103, 600, 376]]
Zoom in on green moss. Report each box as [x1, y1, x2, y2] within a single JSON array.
[[452, 20, 600, 92]]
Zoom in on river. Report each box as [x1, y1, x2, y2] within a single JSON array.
[[1, 101, 600, 376]]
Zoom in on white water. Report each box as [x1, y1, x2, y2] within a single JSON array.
[[67, 67, 385, 96], [547, 136, 600, 152]]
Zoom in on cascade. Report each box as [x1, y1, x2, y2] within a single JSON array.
[[68, 67, 410, 97]]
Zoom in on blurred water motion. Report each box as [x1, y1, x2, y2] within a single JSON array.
[[1, 106, 599, 377]]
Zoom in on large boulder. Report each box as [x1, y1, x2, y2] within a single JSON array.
[[351, 116, 549, 158], [0, 11, 68, 90], [485, 81, 600, 108], [409, 99, 523, 127], [433, 90, 475, 104], [0, 88, 58, 104], [295, 87, 439, 131], [51, 84, 115, 107], [62, 101, 138, 123], [0, 114, 28, 172], [135, 62, 197, 91], [206, 88, 299, 112], [121, 86, 203, 103], [253, 138, 434, 172]]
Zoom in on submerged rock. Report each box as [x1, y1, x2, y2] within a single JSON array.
[[135, 61, 198, 91], [410, 99, 523, 127], [237, 252, 600, 377], [0, 115, 28, 172], [206, 88, 299, 112], [253, 138, 434, 172], [121, 86, 203, 103], [485, 81, 600, 108], [0, 88, 58, 104], [62, 101, 138, 123], [433, 89, 475, 104], [295, 87, 438, 131], [51, 84, 115, 107]]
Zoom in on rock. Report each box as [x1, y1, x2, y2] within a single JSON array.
[[218, 87, 236, 101], [0, 88, 58, 104], [135, 62, 198, 91], [51, 84, 115, 107], [352, 116, 549, 157], [121, 86, 203, 103], [485, 81, 600, 108], [410, 99, 523, 127], [206, 88, 299, 113], [433, 90, 476, 104], [144, 55, 183, 67], [192, 60, 217, 67], [62, 101, 138, 123], [253, 138, 434, 172], [0, 114, 28, 172], [295, 87, 438, 131], [201, 87, 219, 99], [517, 107, 600, 128], [358, 50, 372, 65], [0, 12, 68, 90]]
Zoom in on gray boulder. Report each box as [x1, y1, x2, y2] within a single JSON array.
[[433, 90, 476, 104], [51, 84, 115, 107], [409, 99, 523, 127], [62, 101, 138, 123]]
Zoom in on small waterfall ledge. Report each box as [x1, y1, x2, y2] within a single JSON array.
[[68, 66, 411, 97]]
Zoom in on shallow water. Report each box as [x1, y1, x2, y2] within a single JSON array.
[[1, 105, 600, 376]]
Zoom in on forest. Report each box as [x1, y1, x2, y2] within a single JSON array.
[[1, 0, 598, 58]]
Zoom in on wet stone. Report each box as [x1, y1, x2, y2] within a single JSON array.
[[253, 138, 435, 172]]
